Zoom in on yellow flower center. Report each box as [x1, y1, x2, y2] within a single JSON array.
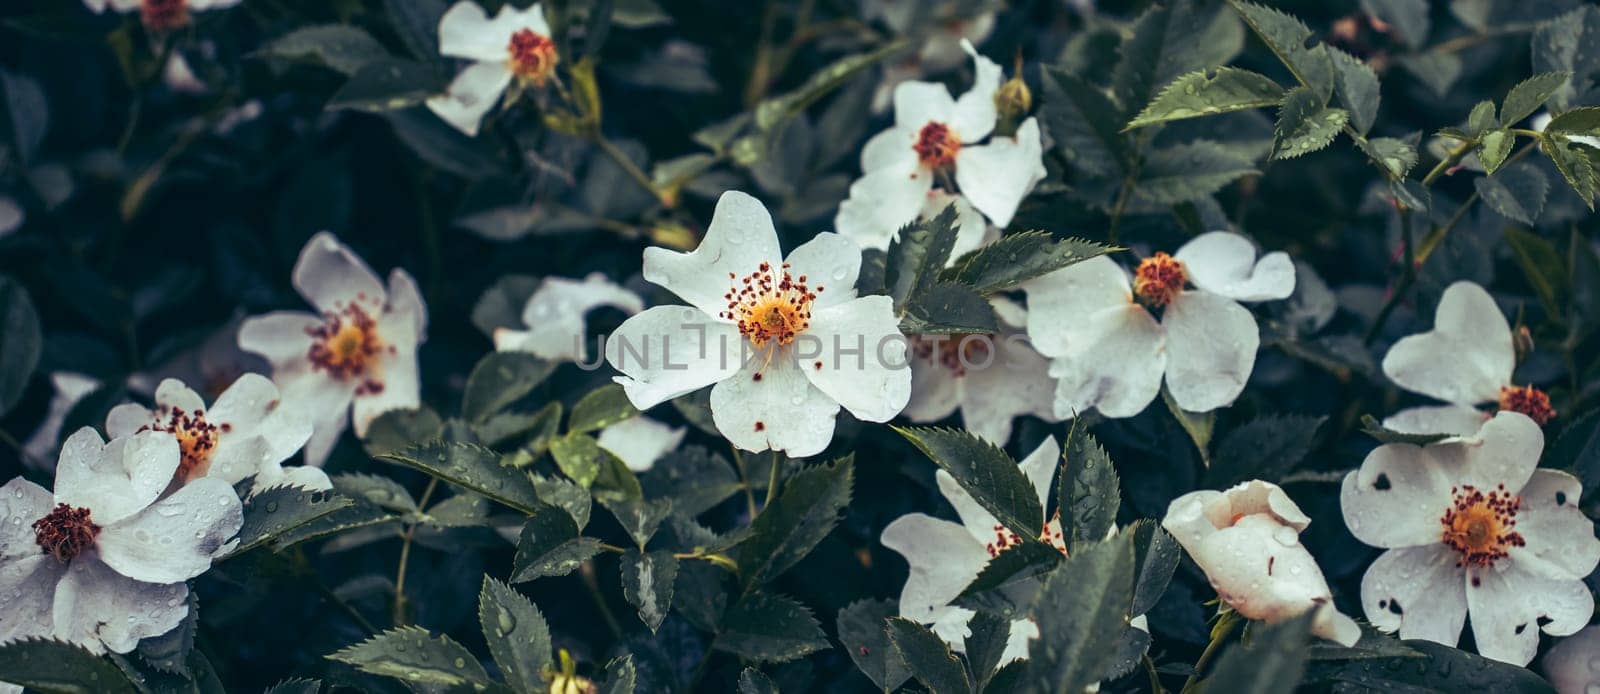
[[1440, 484, 1524, 568], [306, 304, 389, 396], [721, 261, 821, 349], [141, 406, 224, 484]]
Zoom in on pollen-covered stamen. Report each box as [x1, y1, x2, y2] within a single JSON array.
[[1133, 252, 1188, 307], [985, 514, 1068, 557], [911, 334, 993, 377], [720, 261, 821, 348], [913, 122, 961, 170], [140, 0, 189, 32], [33, 504, 99, 563], [306, 303, 388, 381], [138, 406, 221, 483], [1498, 385, 1556, 425], [1440, 484, 1525, 568], [507, 28, 559, 85]]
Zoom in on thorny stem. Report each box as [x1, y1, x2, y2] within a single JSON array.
[[392, 477, 439, 626], [597, 542, 739, 570]]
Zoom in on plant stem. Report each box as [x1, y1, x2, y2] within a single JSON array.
[[1143, 653, 1164, 694], [312, 573, 379, 637], [1421, 140, 1477, 186], [579, 560, 624, 638], [730, 445, 759, 519], [1181, 613, 1242, 693], [392, 478, 438, 626], [593, 132, 663, 203], [763, 451, 785, 508], [1363, 206, 1416, 344]]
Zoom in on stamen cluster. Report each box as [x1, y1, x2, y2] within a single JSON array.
[[1133, 252, 1187, 307], [306, 302, 387, 381], [721, 262, 820, 348], [33, 504, 99, 562], [913, 122, 961, 169], [139, 406, 224, 483], [1440, 484, 1525, 568], [1498, 385, 1556, 425], [508, 28, 558, 84]]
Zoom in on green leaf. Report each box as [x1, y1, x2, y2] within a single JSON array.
[[943, 231, 1118, 294], [1059, 428, 1120, 548], [1531, 7, 1600, 112], [1466, 100, 1499, 136], [1545, 106, 1600, 136], [1329, 48, 1380, 135], [1273, 87, 1348, 160], [224, 487, 354, 558], [901, 281, 999, 335], [0, 639, 139, 694], [715, 592, 829, 663], [511, 505, 604, 582], [1205, 613, 1314, 693], [326, 59, 445, 112], [0, 276, 41, 417], [1477, 128, 1515, 174], [1501, 72, 1570, 125], [1475, 162, 1549, 225], [269, 502, 397, 551], [737, 458, 853, 589], [1228, 0, 1334, 101], [462, 352, 556, 423], [362, 406, 445, 457], [670, 389, 718, 436], [620, 550, 679, 632], [478, 399, 563, 450], [478, 576, 552, 693], [955, 540, 1062, 617], [1125, 68, 1285, 130], [1128, 520, 1180, 617], [1398, 53, 1464, 98], [641, 446, 741, 518], [885, 204, 961, 309], [895, 427, 1043, 537], [568, 383, 640, 433], [600, 655, 637, 694], [531, 473, 591, 531], [379, 441, 544, 515], [737, 667, 779, 694], [264, 678, 322, 694], [1112, 2, 1247, 122], [1028, 532, 1137, 692], [1361, 0, 1428, 48], [1359, 414, 1450, 445], [326, 625, 492, 688], [331, 473, 417, 513], [1356, 136, 1419, 179], [1505, 226, 1569, 318], [963, 612, 1011, 692], [255, 25, 390, 76], [384, 0, 447, 61], [1540, 132, 1598, 208], [1042, 66, 1134, 176], [1305, 639, 1556, 692], [836, 599, 913, 692], [1162, 386, 1216, 466], [887, 618, 972, 694], [1207, 415, 1326, 486], [1131, 141, 1258, 205], [749, 42, 903, 134], [599, 497, 671, 548]]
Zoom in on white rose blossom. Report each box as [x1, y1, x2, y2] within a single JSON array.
[[605, 190, 911, 457], [238, 232, 428, 467], [1022, 231, 1295, 418], [835, 40, 1045, 251], [1163, 480, 1361, 646], [1341, 411, 1600, 665], [81, 0, 242, 32], [494, 272, 644, 362], [597, 416, 687, 473], [105, 375, 329, 495], [427, 1, 558, 136], [0, 428, 242, 654], [1381, 281, 1555, 436], [1542, 625, 1600, 694], [903, 297, 1057, 444]]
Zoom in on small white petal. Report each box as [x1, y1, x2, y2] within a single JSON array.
[[1510, 469, 1600, 581], [798, 295, 912, 423], [922, 191, 995, 263], [904, 356, 963, 424], [498, 273, 642, 362], [1162, 290, 1259, 413], [1467, 561, 1594, 666], [880, 513, 992, 623], [387, 268, 429, 343], [1340, 445, 1454, 549], [1445, 411, 1542, 495], [237, 312, 319, 365], [783, 232, 862, 310], [709, 353, 840, 457], [1359, 544, 1467, 645], [50, 557, 188, 654], [437, 0, 514, 62], [1381, 281, 1514, 407], [274, 366, 358, 468], [0, 478, 52, 560], [1022, 255, 1132, 358], [1017, 435, 1060, 512], [22, 372, 101, 467], [0, 554, 60, 643], [1381, 404, 1488, 437], [1173, 231, 1296, 302], [860, 126, 917, 173], [958, 333, 1057, 444], [953, 118, 1045, 229], [1047, 304, 1166, 419], [605, 305, 743, 410], [597, 417, 686, 473], [427, 61, 515, 137], [153, 378, 206, 414], [97, 477, 242, 584], [892, 81, 958, 132], [55, 429, 176, 527], [644, 190, 783, 316], [950, 40, 1002, 142], [352, 313, 423, 437], [104, 403, 155, 440], [834, 161, 935, 251], [291, 232, 387, 315]]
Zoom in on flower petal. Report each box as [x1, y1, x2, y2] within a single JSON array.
[[893, 81, 957, 131], [1381, 404, 1488, 437], [1467, 561, 1594, 666], [352, 313, 423, 437], [798, 295, 913, 423], [437, 0, 512, 62], [1510, 469, 1600, 581], [499, 273, 643, 362], [643, 190, 783, 317], [1340, 445, 1454, 549], [597, 417, 687, 473], [1381, 281, 1513, 406], [860, 126, 917, 173], [55, 429, 177, 526], [50, 557, 188, 654], [783, 232, 862, 310], [1173, 231, 1296, 302], [426, 61, 514, 137], [1443, 410, 1543, 495], [834, 160, 935, 251], [0, 478, 52, 560], [238, 311, 319, 365], [387, 268, 429, 343], [958, 332, 1058, 444], [1542, 626, 1600, 694], [104, 403, 154, 439], [22, 372, 100, 467], [880, 513, 992, 623], [0, 554, 60, 643], [709, 352, 841, 457], [605, 305, 744, 410], [1359, 544, 1467, 645], [949, 40, 1001, 142], [97, 477, 242, 584], [903, 358, 963, 424], [1017, 435, 1060, 513], [274, 366, 357, 468], [1022, 255, 1132, 355], [1045, 304, 1166, 419], [291, 232, 387, 315], [1189, 515, 1352, 644], [1162, 290, 1258, 413], [153, 378, 206, 415], [953, 118, 1045, 229]]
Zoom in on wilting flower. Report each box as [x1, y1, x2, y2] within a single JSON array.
[[881, 436, 1066, 661], [105, 375, 328, 494], [860, 0, 997, 113], [1022, 232, 1294, 418], [835, 40, 1044, 251], [1341, 411, 1599, 665], [903, 298, 1057, 444], [1543, 625, 1600, 694], [494, 273, 644, 363], [0, 428, 242, 653], [1381, 281, 1554, 436], [597, 416, 686, 473], [427, 1, 558, 136], [239, 232, 427, 467], [81, 0, 242, 32], [1163, 480, 1360, 646], [605, 190, 911, 457]]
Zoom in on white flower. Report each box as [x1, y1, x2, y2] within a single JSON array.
[[1022, 232, 1294, 418], [20, 372, 101, 469], [835, 40, 1045, 250], [81, 0, 243, 32], [105, 375, 328, 494], [597, 416, 686, 473], [238, 232, 428, 467], [1163, 480, 1360, 646], [605, 190, 911, 457], [903, 297, 1057, 444], [881, 436, 1066, 662], [0, 428, 242, 654], [494, 272, 644, 362], [1340, 411, 1600, 665], [1381, 281, 1554, 436], [427, 1, 557, 136], [1543, 625, 1600, 694]]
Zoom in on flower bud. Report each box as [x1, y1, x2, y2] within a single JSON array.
[[992, 53, 1031, 137]]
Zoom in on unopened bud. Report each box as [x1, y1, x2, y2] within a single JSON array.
[[993, 53, 1031, 137], [1513, 325, 1535, 364]]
